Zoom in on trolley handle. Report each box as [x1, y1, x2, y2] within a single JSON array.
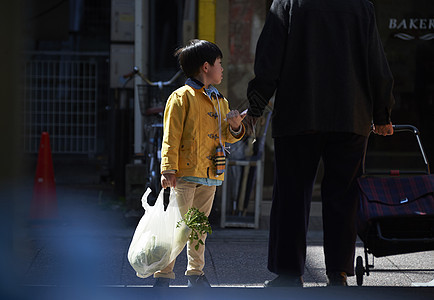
[[392, 124, 419, 134], [362, 124, 430, 175]]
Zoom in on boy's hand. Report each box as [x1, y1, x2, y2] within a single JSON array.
[[226, 109, 247, 131], [161, 173, 177, 188]]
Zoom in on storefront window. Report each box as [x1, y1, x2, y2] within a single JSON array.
[[369, 0, 434, 171]]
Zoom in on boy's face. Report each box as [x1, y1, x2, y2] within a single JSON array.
[[207, 57, 223, 85]]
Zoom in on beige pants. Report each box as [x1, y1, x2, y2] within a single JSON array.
[[154, 178, 216, 279]]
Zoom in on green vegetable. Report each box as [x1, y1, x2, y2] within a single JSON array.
[[142, 236, 171, 265], [177, 207, 212, 251], [131, 235, 171, 277]]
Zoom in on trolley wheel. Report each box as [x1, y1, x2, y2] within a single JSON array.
[[355, 256, 364, 286]]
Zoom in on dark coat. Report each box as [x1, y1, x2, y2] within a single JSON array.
[[247, 0, 395, 137]]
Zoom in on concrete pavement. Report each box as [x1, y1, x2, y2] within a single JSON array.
[[9, 181, 434, 299]]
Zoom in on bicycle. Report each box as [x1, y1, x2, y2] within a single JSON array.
[[122, 67, 183, 205]]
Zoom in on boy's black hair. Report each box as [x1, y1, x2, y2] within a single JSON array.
[[175, 39, 223, 78]]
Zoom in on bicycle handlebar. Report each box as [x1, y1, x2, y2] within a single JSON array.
[[122, 71, 136, 79], [122, 67, 183, 88]]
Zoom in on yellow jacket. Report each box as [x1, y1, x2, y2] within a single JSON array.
[[161, 82, 244, 181]]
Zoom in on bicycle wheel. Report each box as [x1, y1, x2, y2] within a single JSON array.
[[143, 123, 163, 206]]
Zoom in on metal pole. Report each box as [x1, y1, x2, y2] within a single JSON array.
[[221, 163, 228, 228], [134, 0, 148, 159], [198, 0, 216, 43]]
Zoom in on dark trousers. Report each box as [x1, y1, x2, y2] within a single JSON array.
[[268, 132, 366, 276]]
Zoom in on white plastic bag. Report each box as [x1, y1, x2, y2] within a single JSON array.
[[127, 188, 191, 278]]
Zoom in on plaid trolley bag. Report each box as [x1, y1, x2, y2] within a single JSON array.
[[355, 125, 434, 286]]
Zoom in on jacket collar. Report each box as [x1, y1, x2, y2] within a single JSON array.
[[185, 78, 223, 99]]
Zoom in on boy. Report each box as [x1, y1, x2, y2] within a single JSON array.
[[154, 39, 246, 287]]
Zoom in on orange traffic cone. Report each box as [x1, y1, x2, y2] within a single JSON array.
[[30, 132, 58, 220]]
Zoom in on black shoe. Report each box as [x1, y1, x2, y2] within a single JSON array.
[[327, 272, 348, 286], [153, 277, 170, 288], [264, 275, 303, 288], [187, 275, 211, 288]]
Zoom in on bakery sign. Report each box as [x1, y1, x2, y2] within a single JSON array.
[[389, 18, 434, 40]]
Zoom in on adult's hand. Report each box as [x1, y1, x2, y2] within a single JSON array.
[[161, 173, 177, 188], [373, 123, 393, 136], [243, 114, 259, 136]]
